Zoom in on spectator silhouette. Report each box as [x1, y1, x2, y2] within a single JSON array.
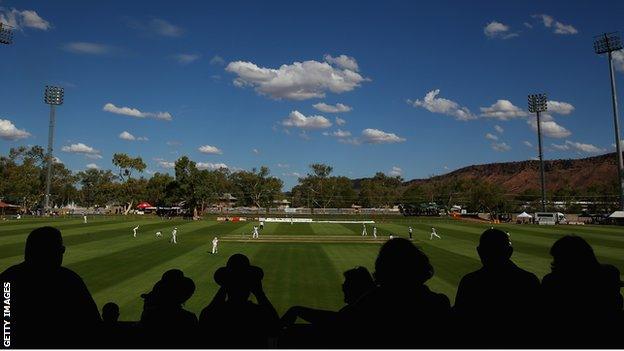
[[541, 235, 623, 347], [138, 269, 198, 347], [102, 302, 120, 323], [337, 238, 451, 348], [453, 229, 540, 347], [0, 226, 101, 348], [280, 266, 375, 347], [199, 253, 279, 348]]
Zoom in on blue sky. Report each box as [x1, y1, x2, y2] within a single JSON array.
[[1, 0, 624, 189]]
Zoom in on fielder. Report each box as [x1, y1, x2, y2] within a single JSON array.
[[171, 227, 178, 244], [373, 226, 377, 238], [408, 226, 413, 239], [290, 217, 293, 225], [211, 237, 219, 254], [252, 225, 259, 239], [83, 215, 88, 224], [430, 227, 441, 240], [133, 225, 140, 238], [259, 220, 264, 230], [155, 231, 162, 238], [16, 214, 21, 220], [361, 224, 367, 236]]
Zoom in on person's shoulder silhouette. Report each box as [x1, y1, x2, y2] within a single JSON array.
[[199, 253, 279, 348], [454, 229, 540, 347], [0, 226, 101, 348], [541, 235, 623, 347], [338, 238, 450, 347]]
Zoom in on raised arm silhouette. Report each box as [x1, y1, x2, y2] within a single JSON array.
[[138, 269, 198, 347], [199, 253, 279, 348], [337, 238, 451, 348], [453, 228, 540, 347], [0, 226, 101, 348]]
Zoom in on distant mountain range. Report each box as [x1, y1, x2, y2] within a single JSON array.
[[355, 152, 622, 193]]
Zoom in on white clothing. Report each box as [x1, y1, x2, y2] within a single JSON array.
[[430, 228, 441, 240], [133, 226, 139, 237], [83, 215, 88, 224], [212, 238, 219, 254], [252, 226, 259, 238], [171, 229, 178, 244], [373, 227, 377, 238]]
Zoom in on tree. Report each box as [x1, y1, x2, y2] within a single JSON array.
[[359, 172, 403, 208], [145, 172, 176, 206], [230, 166, 283, 209], [174, 156, 201, 214], [76, 169, 117, 208], [112, 153, 147, 214]]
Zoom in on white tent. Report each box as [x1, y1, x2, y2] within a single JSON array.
[[517, 212, 533, 218], [608, 211, 624, 218]]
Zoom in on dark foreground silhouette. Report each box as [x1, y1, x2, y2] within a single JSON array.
[[1, 226, 622, 348]]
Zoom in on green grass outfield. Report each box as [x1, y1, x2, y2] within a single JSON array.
[[1, 216, 623, 321]]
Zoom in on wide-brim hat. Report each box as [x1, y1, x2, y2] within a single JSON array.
[[214, 253, 264, 288]]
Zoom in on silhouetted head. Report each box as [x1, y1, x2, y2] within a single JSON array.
[[142, 269, 196, 307], [102, 302, 120, 323], [374, 238, 433, 288], [550, 235, 599, 274], [342, 266, 375, 304], [214, 253, 263, 302], [477, 229, 513, 267], [24, 226, 65, 267]]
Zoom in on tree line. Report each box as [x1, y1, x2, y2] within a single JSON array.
[[0, 145, 618, 214]]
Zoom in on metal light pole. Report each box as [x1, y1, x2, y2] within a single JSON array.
[[528, 93, 548, 212], [43, 86, 64, 214], [594, 32, 624, 210], [0, 23, 13, 45]]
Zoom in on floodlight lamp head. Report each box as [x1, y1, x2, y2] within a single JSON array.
[[593, 32, 622, 54], [527, 93, 547, 113], [44, 86, 64, 105], [0, 22, 14, 45]]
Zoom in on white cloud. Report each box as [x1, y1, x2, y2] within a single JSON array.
[[119, 131, 147, 141], [528, 117, 571, 138], [252, 148, 260, 154], [198, 145, 223, 155], [281, 110, 332, 129], [532, 14, 577, 35], [613, 51, 624, 73], [553, 140, 605, 154], [312, 102, 352, 113], [491, 142, 511, 152], [166, 140, 181, 146], [119, 131, 135, 141], [547, 100, 575, 115], [103, 103, 173, 121], [152, 18, 183, 37], [523, 140, 534, 148], [196, 162, 228, 170], [63, 42, 113, 55], [157, 160, 175, 169], [483, 21, 518, 39], [61, 143, 102, 158], [524, 22, 533, 29], [485, 133, 499, 141], [0, 8, 51, 31], [323, 54, 359, 71], [225, 56, 369, 100], [277, 163, 290, 168], [210, 55, 225, 65], [0, 119, 31, 140], [360, 128, 406, 144], [494, 125, 504, 134], [323, 129, 352, 138], [86, 163, 100, 170], [173, 53, 200, 64], [335, 117, 347, 126], [480, 100, 528, 120], [389, 166, 402, 176], [408, 89, 476, 121]]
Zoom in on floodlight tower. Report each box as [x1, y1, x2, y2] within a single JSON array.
[[528, 93, 548, 212], [0, 22, 14, 45], [43, 86, 64, 214], [594, 32, 624, 210]]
